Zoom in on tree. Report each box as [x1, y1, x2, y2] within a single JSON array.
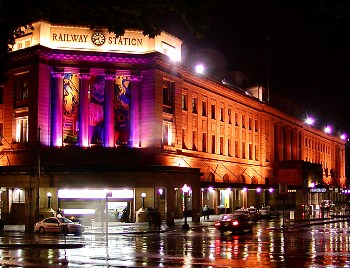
[[0, 0, 216, 83]]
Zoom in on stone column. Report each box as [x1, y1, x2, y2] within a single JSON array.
[[24, 185, 37, 233], [274, 124, 283, 161], [166, 187, 176, 227], [104, 75, 115, 148], [51, 73, 64, 147], [190, 182, 201, 223], [291, 128, 298, 160], [79, 74, 90, 147], [283, 126, 291, 160]]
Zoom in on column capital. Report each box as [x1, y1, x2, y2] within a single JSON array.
[[105, 74, 115, 80], [80, 73, 90, 79], [51, 72, 64, 78]]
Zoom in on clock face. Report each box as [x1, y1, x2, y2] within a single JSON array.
[[91, 32, 106, 46]]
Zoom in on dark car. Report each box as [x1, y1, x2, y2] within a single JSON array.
[[214, 213, 253, 235], [246, 207, 262, 221], [259, 206, 280, 218]]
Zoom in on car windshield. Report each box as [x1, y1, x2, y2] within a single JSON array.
[[58, 218, 74, 224]]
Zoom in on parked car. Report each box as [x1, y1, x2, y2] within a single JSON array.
[[245, 207, 262, 221], [259, 206, 280, 218], [320, 200, 334, 211], [214, 213, 253, 235], [34, 217, 84, 235], [232, 209, 252, 219]]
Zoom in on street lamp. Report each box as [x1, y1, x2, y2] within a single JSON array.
[[141, 192, 146, 208], [182, 184, 191, 231], [47, 192, 52, 208]]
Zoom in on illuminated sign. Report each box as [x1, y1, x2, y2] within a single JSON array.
[[309, 188, 327, 193], [58, 189, 134, 199], [13, 21, 182, 61]]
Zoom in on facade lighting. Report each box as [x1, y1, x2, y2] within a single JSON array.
[[305, 117, 315, 125], [195, 64, 205, 74], [324, 126, 332, 134], [341, 133, 347, 140]]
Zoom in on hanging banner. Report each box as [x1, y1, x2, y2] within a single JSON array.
[[89, 75, 105, 145], [114, 76, 131, 145], [62, 73, 79, 144]]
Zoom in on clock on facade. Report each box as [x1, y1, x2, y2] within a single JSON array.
[[91, 32, 106, 46]]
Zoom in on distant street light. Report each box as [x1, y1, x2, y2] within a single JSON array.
[[195, 64, 205, 74], [47, 192, 52, 208], [141, 192, 146, 208], [305, 117, 315, 125], [182, 184, 191, 231]]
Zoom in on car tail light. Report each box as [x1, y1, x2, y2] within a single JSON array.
[[231, 220, 239, 226], [214, 222, 221, 227]]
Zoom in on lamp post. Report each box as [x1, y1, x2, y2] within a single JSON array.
[[182, 184, 191, 231], [105, 191, 112, 243], [47, 192, 52, 208], [141, 192, 146, 209]]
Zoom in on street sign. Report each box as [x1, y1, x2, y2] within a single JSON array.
[[279, 183, 288, 195]]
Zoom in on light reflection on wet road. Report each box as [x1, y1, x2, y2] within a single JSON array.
[[1, 219, 350, 267]]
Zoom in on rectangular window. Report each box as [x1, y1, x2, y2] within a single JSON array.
[[0, 86, 4, 104], [255, 118, 258, 132], [249, 144, 252, 159], [16, 116, 28, 142], [162, 123, 172, 146], [182, 94, 188, 111], [228, 138, 231, 156], [235, 141, 239, 158], [202, 100, 207, 116], [0, 123, 3, 145], [192, 131, 197, 150], [242, 142, 246, 158], [249, 118, 252, 130], [220, 137, 224, 154], [182, 128, 187, 149], [192, 97, 198, 114], [16, 76, 29, 101], [235, 112, 239, 126], [202, 132, 207, 152], [228, 109, 232, 124], [211, 104, 216, 119], [211, 135, 216, 154], [163, 80, 174, 107], [220, 107, 224, 122], [242, 114, 246, 128], [255, 144, 258, 160]]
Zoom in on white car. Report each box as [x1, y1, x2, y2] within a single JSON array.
[[34, 217, 84, 235]]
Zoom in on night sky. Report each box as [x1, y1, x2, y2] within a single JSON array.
[[164, 1, 350, 136]]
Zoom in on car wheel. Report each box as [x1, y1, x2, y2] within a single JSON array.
[[39, 227, 45, 235]]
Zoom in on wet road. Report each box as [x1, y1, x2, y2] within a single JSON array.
[[1, 218, 350, 267]]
